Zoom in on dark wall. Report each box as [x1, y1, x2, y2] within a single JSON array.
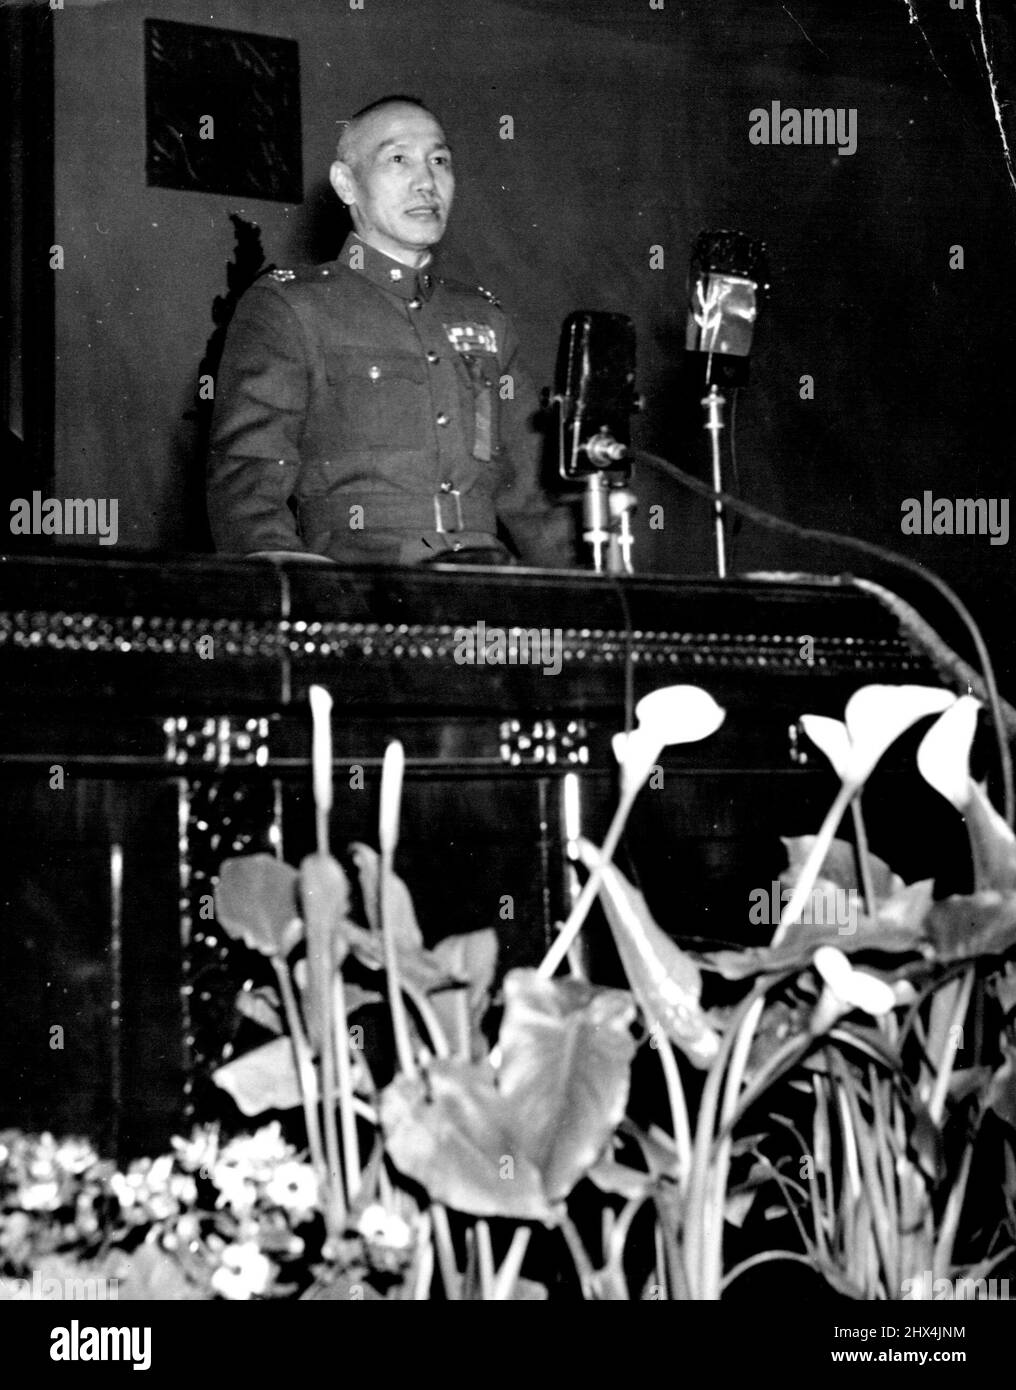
[[47, 0, 1016, 668]]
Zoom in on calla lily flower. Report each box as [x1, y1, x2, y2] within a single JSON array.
[[776, 686, 956, 947], [916, 695, 981, 811], [798, 715, 851, 780], [809, 945, 903, 1034], [803, 685, 957, 792], [542, 686, 724, 979], [612, 685, 726, 795], [916, 695, 1016, 891]]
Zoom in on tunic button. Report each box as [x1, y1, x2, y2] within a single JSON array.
[[426, 351, 440, 364], [408, 298, 422, 310], [436, 412, 449, 426], [440, 481, 453, 492], [368, 365, 381, 380]]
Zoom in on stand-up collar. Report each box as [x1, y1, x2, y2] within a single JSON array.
[[339, 234, 435, 301]]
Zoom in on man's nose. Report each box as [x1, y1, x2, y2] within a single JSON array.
[[412, 161, 436, 192]]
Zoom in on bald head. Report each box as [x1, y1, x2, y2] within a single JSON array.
[[330, 99, 455, 267], [336, 96, 438, 172]]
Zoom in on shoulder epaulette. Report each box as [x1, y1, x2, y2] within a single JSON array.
[[263, 263, 339, 285]]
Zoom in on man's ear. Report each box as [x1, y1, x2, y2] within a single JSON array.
[[329, 159, 356, 206]]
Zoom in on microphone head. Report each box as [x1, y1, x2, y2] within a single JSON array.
[[686, 229, 768, 388], [555, 311, 638, 479]]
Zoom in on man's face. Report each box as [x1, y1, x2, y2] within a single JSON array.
[[330, 105, 455, 266]]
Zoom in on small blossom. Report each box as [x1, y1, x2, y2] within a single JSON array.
[[212, 1161, 259, 1217], [810, 946, 897, 1034], [220, 1122, 292, 1172], [171, 1126, 220, 1174], [110, 1171, 139, 1210], [210, 1241, 273, 1300], [264, 1161, 319, 1218], [357, 1202, 413, 1251], [55, 1138, 98, 1175], [18, 1180, 61, 1212]]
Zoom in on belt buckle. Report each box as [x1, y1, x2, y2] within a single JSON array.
[[433, 487, 464, 534]]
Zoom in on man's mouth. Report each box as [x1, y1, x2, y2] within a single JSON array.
[[405, 205, 441, 218]]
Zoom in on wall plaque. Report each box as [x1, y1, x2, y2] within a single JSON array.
[[145, 18, 302, 203]]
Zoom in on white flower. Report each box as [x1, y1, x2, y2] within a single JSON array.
[[110, 1172, 139, 1209], [210, 1241, 273, 1300], [613, 685, 725, 795], [357, 1202, 413, 1251], [810, 946, 901, 1034], [171, 1126, 220, 1174], [802, 685, 956, 791], [170, 1174, 198, 1207], [220, 1122, 292, 1170], [916, 695, 981, 810], [264, 1161, 319, 1217], [55, 1138, 98, 1175], [212, 1161, 259, 1217], [26, 1133, 60, 1183], [19, 1180, 61, 1212]]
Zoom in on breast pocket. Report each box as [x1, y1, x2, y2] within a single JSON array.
[[325, 349, 429, 450]]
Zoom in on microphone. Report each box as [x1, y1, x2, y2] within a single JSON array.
[[684, 230, 768, 577], [552, 311, 640, 574], [685, 229, 768, 389], [554, 311, 639, 481]]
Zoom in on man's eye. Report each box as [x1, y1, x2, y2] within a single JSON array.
[[432, 155, 450, 166], [389, 153, 405, 163]]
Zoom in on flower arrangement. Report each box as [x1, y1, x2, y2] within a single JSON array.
[[2, 681, 1015, 1299]]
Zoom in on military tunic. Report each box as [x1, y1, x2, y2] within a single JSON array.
[[207, 233, 575, 566]]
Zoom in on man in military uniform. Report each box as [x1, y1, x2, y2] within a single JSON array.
[[207, 96, 576, 567]]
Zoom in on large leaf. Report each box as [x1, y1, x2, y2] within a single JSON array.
[[964, 782, 1016, 893], [586, 1154, 654, 1200], [926, 891, 1016, 962], [215, 855, 302, 958], [380, 971, 636, 1219], [429, 928, 499, 1060], [344, 841, 457, 993], [349, 842, 423, 950], [380, 1060, 555, 1222], [235, 985, 283, 1035], [703, 877, 935, 981], [212, 1037, 308, 1116], [576, 840, 720, 1067], [497, 969, 637, 1203], [781, 836, 904, 901], [431, 928, 498, 1016], [984, 1043, 1016, 1132], [991, 961, 1016, 1015]]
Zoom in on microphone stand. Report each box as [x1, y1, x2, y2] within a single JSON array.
[[701, 382, 727, 578], [580, 430, 636, 576]]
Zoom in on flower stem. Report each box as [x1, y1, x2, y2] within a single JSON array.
[[492, 1226, 531, 1301], [538, 785, 637, 980], [430, 1202, 460, 1300], [772, 781, 854, 945], [331, 975, 362, 1200], [850, 794, 877, 918], [272, 958, 337, 1225]]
